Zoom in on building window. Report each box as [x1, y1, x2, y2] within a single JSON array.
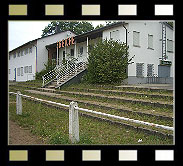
[[24, 66, 29, 73], [29, 65, 32, 73], [21, 67, 24, 76], [24, 48, 28, 55], [147, 64, 154, 76], [18, 51, 21, 57], [21, 50, 23, 56], [110, 30, 120, 41], [136, 63, 144, 77], [148, 34, 153, 49], [78, 46, 83, 56], [9, 69, 11, 74], [167, 39, 173, 52], [70, 49, 74, 56], [133, 31, 140, 47], [17, 68, 20, 76], [13, 52, 16, 58], [9, 55, 11, 60], [29, 47, 32, 53]]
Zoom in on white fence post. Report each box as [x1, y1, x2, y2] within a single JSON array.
[[16, 91, 22, 115], [69, 101, 79, 143]]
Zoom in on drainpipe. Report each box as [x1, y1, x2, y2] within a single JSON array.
[[32, 44, 38, 73], [122, 24, 128, 45]]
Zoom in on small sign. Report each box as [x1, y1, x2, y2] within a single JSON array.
[[57, 37, 75, 49]]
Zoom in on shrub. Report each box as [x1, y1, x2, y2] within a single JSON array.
[[35, 59, 56, 80], [85, 39, 133, 84]]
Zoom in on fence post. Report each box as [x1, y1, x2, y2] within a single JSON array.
[[16, 91, 22, 115], [69, 101, 79, 143]]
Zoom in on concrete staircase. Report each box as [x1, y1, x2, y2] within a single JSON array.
[[42, 61, 87, 89]]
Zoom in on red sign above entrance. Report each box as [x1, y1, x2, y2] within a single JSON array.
[[57, 37, 75, 49]]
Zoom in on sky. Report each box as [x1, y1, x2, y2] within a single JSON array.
[[8, 21, 107, 51]]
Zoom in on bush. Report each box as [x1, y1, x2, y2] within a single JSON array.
[[35, 59, 56, 80], [85, 39, 132, 84]]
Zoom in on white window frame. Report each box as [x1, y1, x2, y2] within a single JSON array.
[[29, 65, 32, 73], [147, 64, 154, 77], [29, 47, 32, 53], [148, 34, 153, 49], [133, 31, 140, 47], [167, 39, 173, 52], [110, 30, 120, 41], [17, 68, 20, 76], [136, 63, 144, 77], [21, 67, 24, 76], [13, 52, 16, 58]]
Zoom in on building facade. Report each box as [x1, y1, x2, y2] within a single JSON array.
[[9, 21, 174, 84]]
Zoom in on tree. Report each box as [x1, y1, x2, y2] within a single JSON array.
[[95, 24, 105, 29], [85, 39, 133, 84], [41, 21, 94, 37]]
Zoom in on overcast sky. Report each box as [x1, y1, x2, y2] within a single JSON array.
[[8, 21, 107, 51]]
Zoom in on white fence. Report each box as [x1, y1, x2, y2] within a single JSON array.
[[9, 91, 174, 143]]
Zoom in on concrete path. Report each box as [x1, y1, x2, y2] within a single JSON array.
[[117, 84, 174, 91]]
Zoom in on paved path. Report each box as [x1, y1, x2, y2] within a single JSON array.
[[116, 84, 173, 90]]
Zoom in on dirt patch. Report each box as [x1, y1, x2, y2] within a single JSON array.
[[9, 120, 44, 145]]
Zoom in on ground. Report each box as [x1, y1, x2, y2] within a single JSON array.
[[9, 120, 44, 145]]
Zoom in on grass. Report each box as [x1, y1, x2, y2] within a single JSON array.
[[9, 95, 173, 145]]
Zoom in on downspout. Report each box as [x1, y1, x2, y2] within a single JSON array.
[[122, 24, 128, 45]]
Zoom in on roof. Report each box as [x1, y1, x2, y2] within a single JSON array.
[[9, 30, 74, 53], [46, 21, 127, 47]]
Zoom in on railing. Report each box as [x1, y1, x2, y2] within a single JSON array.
[[42, 64, 63, 87], [56, 60, 87, 86], [10, 91, 174, 143], [147, 74, 159, 84], [42, 60, 87, 88]]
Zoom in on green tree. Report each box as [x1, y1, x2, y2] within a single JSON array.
[[41, 21, 94, 37], [85, 39, 133, 84]]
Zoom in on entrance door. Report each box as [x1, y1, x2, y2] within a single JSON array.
[[14, 68, 16, 81], [158, 65, 170, 77]]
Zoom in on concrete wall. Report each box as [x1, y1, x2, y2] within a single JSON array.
[[8, 41, 37, 82]]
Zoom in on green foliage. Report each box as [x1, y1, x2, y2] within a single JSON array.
[[85, 39, 132, 84], [35, 59, 56, 80], [42, 21, 94, 37]]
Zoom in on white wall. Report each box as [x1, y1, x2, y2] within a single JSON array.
[[8, 41, 37, 82], [36, 31, 76, 72], [127, 21, 174, 78]]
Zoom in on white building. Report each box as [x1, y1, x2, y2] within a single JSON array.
[[9, 21, 174, 85]]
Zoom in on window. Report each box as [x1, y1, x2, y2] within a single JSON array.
[[136, 63, 144, 77], [29, 47, 32, 53], [147, 64, 154, 76], [29, 65, 32, 73], [21, 50, 23, 56], [148, 34, 153, 49], [17, 51, 21, 57], [24, 66, 29, 73], [9, 69, 11, 74], [110, 30, 120, 41], [78, 46, 83, 56], [17, 68, 20, 76], [133, 31, 140, 47], [21, 67, 24, 76], [13, 52, 16, 58], [70, 49, 74, 56], [167, 39, 173, 52], [9, 55, 11, 60], [24, 48, 28, 55]]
